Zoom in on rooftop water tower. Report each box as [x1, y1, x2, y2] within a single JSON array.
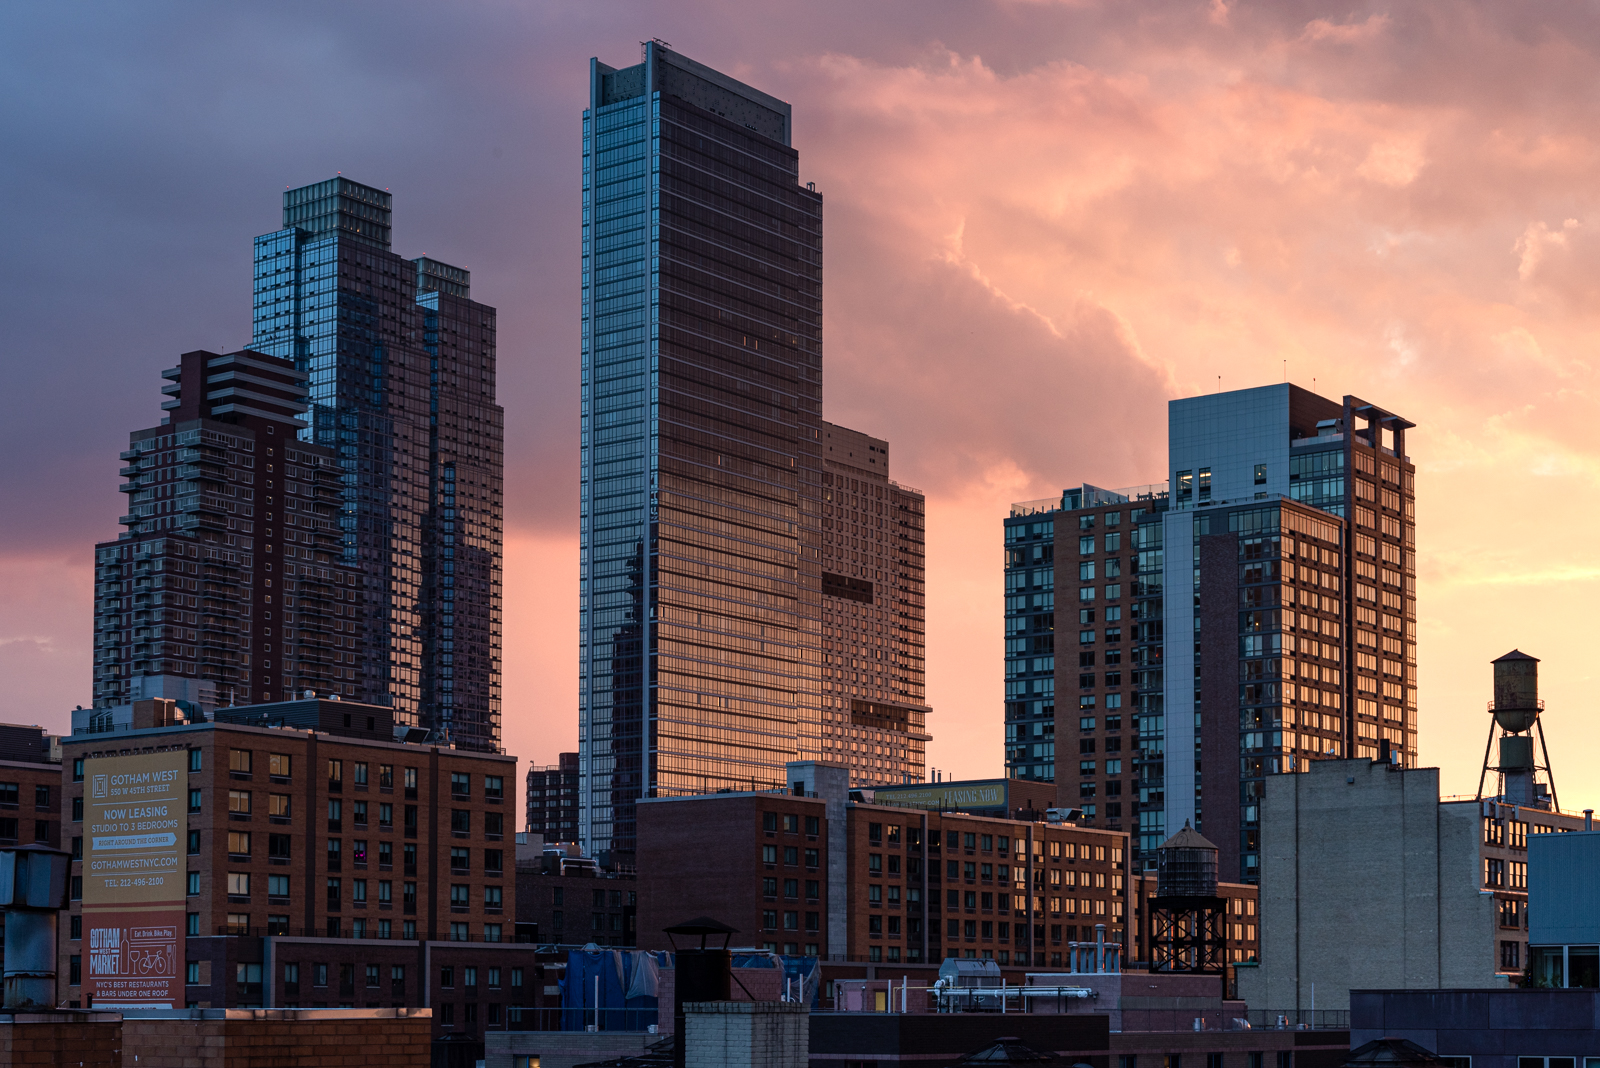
[[1147, 822, 1227, 975], [1475, 650, 1559, 810]]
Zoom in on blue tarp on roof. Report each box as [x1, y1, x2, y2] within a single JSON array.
[[558, 949, 666, 1031]]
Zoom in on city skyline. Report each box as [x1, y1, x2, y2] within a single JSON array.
[[8, 4, 1600, 815]]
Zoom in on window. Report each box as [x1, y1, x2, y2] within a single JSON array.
[[183, 751, 198, 774], [268, 874, 290, 897], [269, 793, 291, 818], [379, 803, 393, 828], [187, 790, 201, 813], [404, 767, 418, 794], [485, 776, 504, 799], [268, 833, 291, 860], [451, 772, 470, 797], [229, 749, 252, 774], [379, 764, 394, 789], [187, 872, 200, 895], [805, 815, 820, 835], [451, 884, 469, 907], [227, 872, 250, 896], [353, 763, 368, 787], [227, 790, 251, 815], [327, 759, 342, 787], [228, 832, 250, 857], [269, 753, 291, 777], [485, 811, 504, 837], [452, 810, 471, 834], [1484, 858, 1505, 888], [186, 831, 199, 855]]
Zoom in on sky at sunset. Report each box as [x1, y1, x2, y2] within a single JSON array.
[[6, 1, 1600, 821]]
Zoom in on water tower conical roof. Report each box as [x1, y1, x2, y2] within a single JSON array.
[[1159, 821, 1217, 851]]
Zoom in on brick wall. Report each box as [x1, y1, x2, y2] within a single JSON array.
[[120, 1008, 432, 1067], [0, 1012, 122, 1068]]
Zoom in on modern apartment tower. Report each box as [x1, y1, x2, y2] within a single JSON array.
[[1004, 384, 1417, 882], [579, 43, 825, 859], [252, 178, 504, 751], [819, 422, 930, 785], [90, 349, 364, 719]]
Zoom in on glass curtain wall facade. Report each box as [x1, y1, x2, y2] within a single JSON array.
[[252, 178, 504, 750], [580, 43, 825, 859]]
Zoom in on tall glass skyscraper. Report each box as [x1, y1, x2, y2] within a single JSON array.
[[253, 178, 504, 751], [580, 43, 825, 858]]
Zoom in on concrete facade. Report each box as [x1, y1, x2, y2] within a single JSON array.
[[685, 1000, 808, 1068], [1238, 759, 1505, 1012]]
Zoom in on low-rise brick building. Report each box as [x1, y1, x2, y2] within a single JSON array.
[[56, 703, 546, 1044], [634, 761, 1260, 972], [514, 845, 637, 946]]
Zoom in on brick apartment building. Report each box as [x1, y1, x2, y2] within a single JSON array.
[[57, 700, 543, 1039], [635, 761, 1258, 970], [513, 845, 637, 947], [0, 723, 63, 850], [524, 752, 579, 844]]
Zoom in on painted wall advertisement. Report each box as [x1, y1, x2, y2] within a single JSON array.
[[82, 750, 185, 1008]]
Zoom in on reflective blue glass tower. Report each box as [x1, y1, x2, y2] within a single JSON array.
[[252, 179, 504, 750], [580, 44, 825, 858]]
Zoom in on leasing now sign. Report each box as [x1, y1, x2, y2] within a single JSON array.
[[82, 750, 185, 1008]]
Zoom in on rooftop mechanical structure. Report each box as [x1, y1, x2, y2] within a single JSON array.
[[1475, 650, 1559, 810]]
